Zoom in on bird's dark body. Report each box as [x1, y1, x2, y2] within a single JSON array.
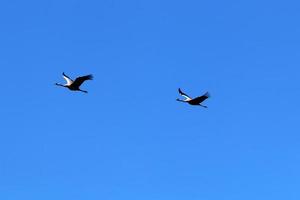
[[188, 100, 203, 105], [68, 86, 79, 91], [188, 96, 209, 105]]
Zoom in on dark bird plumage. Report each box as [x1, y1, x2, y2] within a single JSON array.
[[55, 72, 93, 93], [177, 88, 210, 108]]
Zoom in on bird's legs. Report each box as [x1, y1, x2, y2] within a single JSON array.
[[199, 104, 207, 108], [79, 89, 88, 93]]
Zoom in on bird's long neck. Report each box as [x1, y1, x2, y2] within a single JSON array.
[[55, 83, 67, 87], [176, 99, 187, 103]]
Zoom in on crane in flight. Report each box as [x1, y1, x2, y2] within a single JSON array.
[[55, 72, 93, 93], [177, 88, 210, 108]]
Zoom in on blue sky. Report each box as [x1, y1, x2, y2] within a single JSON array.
[[0, 0, 300, 199]]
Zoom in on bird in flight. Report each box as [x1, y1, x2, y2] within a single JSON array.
[[55, 72, 93, 93], [177, 88, 210, 108]]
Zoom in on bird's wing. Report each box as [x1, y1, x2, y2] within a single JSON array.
[[178, 88, 192, 101], [72, 74, 93, 87], [192, 92, 210, 104], [62, 72, 73, 85]]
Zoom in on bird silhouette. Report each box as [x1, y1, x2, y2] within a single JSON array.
[[177, 88, 210, 108], [55, 72, 93, 93]]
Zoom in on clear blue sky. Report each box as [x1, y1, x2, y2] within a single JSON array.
[[0, 0, 300, 199]]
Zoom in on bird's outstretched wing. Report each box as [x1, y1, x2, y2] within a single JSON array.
[[192, 92, 210, 104], [62, 72, 73, 85], [72, 74, 93, 87], [178, 88, 192, 101]]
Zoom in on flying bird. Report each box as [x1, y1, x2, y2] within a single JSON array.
[[55, 72, 93, 93], [177, 88, 210, 108]]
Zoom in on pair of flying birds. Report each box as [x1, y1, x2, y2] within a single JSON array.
[[56, 73, 210, 108]]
